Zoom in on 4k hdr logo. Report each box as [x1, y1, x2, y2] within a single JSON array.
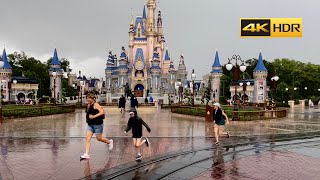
[[240, 18, 302, 37]]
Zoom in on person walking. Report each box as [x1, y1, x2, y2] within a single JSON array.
[[80, 93, 113, 159], [124, 108, 151, 161], [212, 102, 230, 145], [119, 95, 126, 113]]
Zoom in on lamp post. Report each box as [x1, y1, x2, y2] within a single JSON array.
[[52, 71, 57, 105], [226, 55, 247, 121], [80, 80, 84, 105], [13, 79, 17, 103], [191, 69, 196, 106], [271, 75, 279, 109], [239, 81, 251, 103]]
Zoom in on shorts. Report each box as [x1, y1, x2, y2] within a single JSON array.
[[87, 124, 104, 134]]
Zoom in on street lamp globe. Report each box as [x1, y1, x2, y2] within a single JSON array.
[[246, 82, 251, 86], [239, 63, 247, 72], [72, 84, 76, 88], [294, 87, 297, 91], [304, 87, 307, 90], [13, 80, 17, 84], [318, 89, 320, 91], [239, 82, 243, 86], [285, 88, 289, 91], [273, 75, 279, 81], [226, 63, 233, 71]]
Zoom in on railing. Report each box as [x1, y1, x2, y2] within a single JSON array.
[[2, 105, 76, 119]]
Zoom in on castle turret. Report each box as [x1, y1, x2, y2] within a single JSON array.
[[142, 4, 147, 31], [118, 46, 129, 92], [177, 54, 187, 83], [49, 49, 63, 101], [163, 48, 171, 73], [0, 49, 13, 102], [146, 0, 157, 61], [150, 47, 161, 94], [210, 51, 223, 102], [105, 50, 115, 90], [253, 51, 268, 103], [168, 60, 177, 94]]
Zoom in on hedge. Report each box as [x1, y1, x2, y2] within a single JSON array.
[[3, 105, 75, 118]]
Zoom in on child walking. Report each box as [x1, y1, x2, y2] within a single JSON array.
[[124, 108, 151, 161]]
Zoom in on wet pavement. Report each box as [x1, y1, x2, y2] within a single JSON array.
[[0, 107, 319, 179]]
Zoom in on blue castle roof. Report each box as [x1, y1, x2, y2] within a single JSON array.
[[143, 5, 147, 19], [134, 17, 145, 34], [165, 49, 170, 61], [51, 49, 61, 65], [254, 52, 268, 72], [120, 46, 127, 59], [153, 47, 159, 59], [1, 49, 12, 69], [212, 51, 221, 67], [210, 51, 222, 73]]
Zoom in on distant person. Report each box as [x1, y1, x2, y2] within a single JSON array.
[[149, 96, 153, 103], [118, 95, 126, 113], [80, 93, 113, 160], [144, 97, 148, 104], [124, 108, 151, 161], [131, 95, 138, 109], [212, 102, 230, 145]]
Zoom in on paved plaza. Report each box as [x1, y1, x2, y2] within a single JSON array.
[[0, 107, 320, 179]]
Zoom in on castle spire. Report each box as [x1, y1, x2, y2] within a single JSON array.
[[51, 48, 61, 65], [254, 51, 267, 72], [211, 51, 222, 73], [1, 49, 12, 69], [164, 48, 170, 61], [143, 4, 147, 19]]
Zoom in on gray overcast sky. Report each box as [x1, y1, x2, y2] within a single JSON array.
[[0, 0, 319, 79]]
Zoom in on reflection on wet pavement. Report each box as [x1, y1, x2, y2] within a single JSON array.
[[0, 107, 319, 179]]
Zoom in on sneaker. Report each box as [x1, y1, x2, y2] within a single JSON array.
[[80, 153, 90, 159], [108, 139, 114, 150], [135, 154, 142, 161], [145, 137, 150, 147]]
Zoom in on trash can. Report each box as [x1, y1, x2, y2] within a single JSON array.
[[205, 105, 214, 122]]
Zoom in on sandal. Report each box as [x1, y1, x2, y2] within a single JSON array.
[[215, 141, 220, 145]]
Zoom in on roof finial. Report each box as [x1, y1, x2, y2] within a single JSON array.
[[259, 48, 262, 53], [3, 42, 5, 50]]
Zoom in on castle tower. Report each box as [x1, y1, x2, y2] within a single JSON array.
[[168, 60, 177, 94], [105, 50, 115, 91], [253, 51, 268, 103], [210, 51, 223, 102], [0, 49, 12, 102], [150, 47, 161, 95], [146, 0, 157, 61], [118, 46, 129, 93], [49, 49, 63, 100], [177, 54, 187, 83], [157, 10, 165, 70]]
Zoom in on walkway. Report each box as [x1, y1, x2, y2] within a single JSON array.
[[0, 107, 319, 179]]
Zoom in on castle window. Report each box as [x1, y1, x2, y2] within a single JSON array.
[[138, 28, 141, 37]]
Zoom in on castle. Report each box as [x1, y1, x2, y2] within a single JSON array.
[[105, 0, 188, 100]]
